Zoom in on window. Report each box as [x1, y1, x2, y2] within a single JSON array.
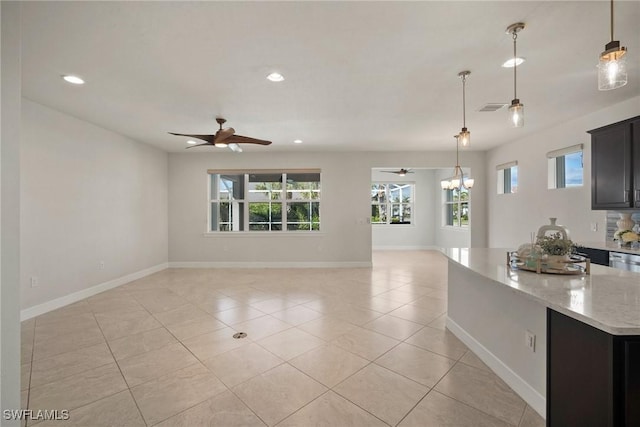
[[371, 183, 413, 225], [209, 170, 320, 232], [443, 186, 469, 227], [547, 144, 584, 189], [497, 161, 518, 194]]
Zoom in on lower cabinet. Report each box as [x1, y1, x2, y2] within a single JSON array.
[[547, 309, 640, 427], [574, 246, 610, 266]]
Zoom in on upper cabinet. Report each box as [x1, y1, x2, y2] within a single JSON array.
[[588, 116, 640, 210]]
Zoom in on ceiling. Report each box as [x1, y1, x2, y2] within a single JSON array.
[[20, 1, 640, 153]]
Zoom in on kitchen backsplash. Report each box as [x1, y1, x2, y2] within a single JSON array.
[[606, 211, 640, 240]]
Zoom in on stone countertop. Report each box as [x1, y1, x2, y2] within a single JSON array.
[[443, 248, 640, 336], [576, 241, 640, 255]]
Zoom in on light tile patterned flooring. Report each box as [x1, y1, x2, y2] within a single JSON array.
[[21, 251, 545, 426]]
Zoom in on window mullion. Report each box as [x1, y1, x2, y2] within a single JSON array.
[[282, 173, 287, 231], [243, 173, 249, 231]]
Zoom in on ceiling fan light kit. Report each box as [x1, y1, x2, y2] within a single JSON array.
[[598, 0, 627, 90], [506, 22, 525, 128]]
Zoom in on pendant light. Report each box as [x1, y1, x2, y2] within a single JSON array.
[[440, 136, 474, 191], [457, 71, 471, 148], [598, 0, 627, 90], [506, 23, 525, 128]]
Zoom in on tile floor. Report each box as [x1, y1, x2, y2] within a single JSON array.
[[20, 251, 545, 426]]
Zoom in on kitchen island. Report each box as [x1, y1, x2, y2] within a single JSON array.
[[443, 248, 640, 426]]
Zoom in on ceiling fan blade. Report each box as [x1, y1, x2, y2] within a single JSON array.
[[226, 134, 273, 145], [168, 132, 216, 143], [185, 142, 214, 149]]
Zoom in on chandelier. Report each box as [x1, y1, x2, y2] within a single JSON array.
[[440, 135, 474, 190]]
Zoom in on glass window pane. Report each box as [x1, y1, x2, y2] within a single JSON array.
[[460, 202, 469, 226], [452, 202, 460, 226], [371, 184, 387, 203], [214, 201, 244, 231], [248, 173, 283, 201], [287, 173, 321, 200], [401, 185, 412, 202], [445, 203, 454, 226], [445, 189, 454, 202], [371, 204, 387, 224], [390, 204, 412, 224], [287, 202, 311, 222], [287, 223, 310, 231], [510, 166, 518, 193], [218, 174, 244, 200], [564, 151, 583, 187], [371, 204, 384, 224], [249, 202, 282, 230]]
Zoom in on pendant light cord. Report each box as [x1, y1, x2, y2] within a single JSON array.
[[461, 75, 466, 128], [610, 0, 614, 42], [513, 31, 518, 99]]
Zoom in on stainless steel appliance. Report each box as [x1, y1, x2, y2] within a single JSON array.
[[609, 251, 640, 273]]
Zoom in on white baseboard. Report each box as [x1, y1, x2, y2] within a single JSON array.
[[446, 317, 546, 419], [372, 245, 440, 251], [168, 261, 372, 268], [20, 263, 168, 321]]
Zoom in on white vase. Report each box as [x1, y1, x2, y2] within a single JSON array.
[[537, 217, 570, 240], [616, 212, 636, 232]]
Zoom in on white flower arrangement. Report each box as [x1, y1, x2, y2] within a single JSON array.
[[614, 229, 640, 243]]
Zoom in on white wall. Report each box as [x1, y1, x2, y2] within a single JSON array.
[[371, 169, 435, 249], [1, 1, 23, 421], [486, 96, 640, 248], [169, 152, 373, 266], [168, 150, 487, 265], [20, 99, 169, 310]]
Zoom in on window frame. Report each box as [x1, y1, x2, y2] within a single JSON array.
[[496, 161, 518, 195], [547, 144, 584, 190], [207, 169, 321, 233], [442, 183, 470, 228], [371, 182, 415, 226]]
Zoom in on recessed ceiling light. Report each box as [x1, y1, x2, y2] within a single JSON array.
[[293, 139, 303, 144], [186, 140, 198, 145], [267, 72, 285, 82], [62, 75, 85, 84], [502, 57, 525, 68]]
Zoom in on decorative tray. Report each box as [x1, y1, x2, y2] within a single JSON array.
[[507, 251, 590, 275]]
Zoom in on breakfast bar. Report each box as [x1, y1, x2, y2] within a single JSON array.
[[443, 248, 640, 427]]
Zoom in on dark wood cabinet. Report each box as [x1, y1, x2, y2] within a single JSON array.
[[633, 119, 640, 209], [547, 309, 640, 427], [589, 116, 640, 210], [575, 246, 609, 266]]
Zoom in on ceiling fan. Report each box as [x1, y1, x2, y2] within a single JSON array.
[[381, 168, 414, 176], [169, 117, 272, 151]]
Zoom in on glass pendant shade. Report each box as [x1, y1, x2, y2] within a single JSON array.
[[465, 178, 475, 188], [598, 42, 627, 90], [459, 128, 470, 147], [508, 100, 524, 128], [440, 180, 449, 190]]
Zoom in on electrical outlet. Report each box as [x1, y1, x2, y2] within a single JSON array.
[[99, 261, 105, 270], [525, 330, 536, 352], [30, 277, 39, 288], [590, 222, 598, 232]]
